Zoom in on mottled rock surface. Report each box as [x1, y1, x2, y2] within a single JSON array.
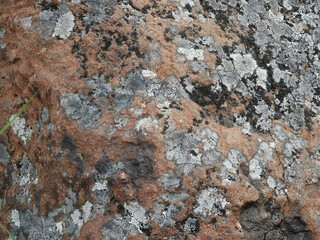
[[0, 0, 320, 239]]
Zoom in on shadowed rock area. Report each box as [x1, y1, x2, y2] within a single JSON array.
[[0, 0, 320, 239]]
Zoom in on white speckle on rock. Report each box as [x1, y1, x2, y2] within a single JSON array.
[[92, 180, 108, 191], [0, 28, 5, 39], [11, 209, 20, 228], [82, 201, 93, 223], [267, 176, 276, 189], [135, 117, 159, 134], [231, 53, 257, 78], [142, 69, 157, 79], [20, 16, 32, 30], [282, 142, 295, 157], [268, 10, 284, 23], [9, 115, 32, 145], [193, 187, 230, 217], [249, 157, 263, 180], [169, 0, 195, 7], [124, 201, 148, 233], [47, 123, 57, 131], [56, 221, 64, 234], [172, 6, 193, 23], [256, 68, 268, 90], [177, 47, 204, 61], [52, 12, 75, 39], [71, 209, 83, 229]]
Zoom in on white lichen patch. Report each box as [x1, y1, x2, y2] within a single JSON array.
[[11, 209, 20, 228], [92, 180, 109, 191], [142, 69, 157, 79], [193, 187, 230, 217], [249, 142, 273, 180], [172, 6, 193, 23], [52, 12, 74, 39], [124, 201, 148, 233], [12, 153, 38, 187], [231, 53, 257, 78], [135, 117, 159, 134], [9, 115, 32, 145], [177, 47, 204, 61], [56, 221, 64, 234], [82, 201, 93, 223], [71, 209, 83, 229], [256, 67, 268, 90], [169, 0, 195, 7], [267, 176, 285, 195], [20, 16, 33, 30], [220, 148, 247, 185]]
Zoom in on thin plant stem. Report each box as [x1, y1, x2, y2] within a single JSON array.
[[0, 223, 16, 240], [0, 87, 42, 135]]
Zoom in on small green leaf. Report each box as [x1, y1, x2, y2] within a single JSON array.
[[0, 223, 16, 240], [0, 87, 42, 135]]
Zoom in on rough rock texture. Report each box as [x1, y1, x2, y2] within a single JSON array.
[[0, 0, 320, 239]]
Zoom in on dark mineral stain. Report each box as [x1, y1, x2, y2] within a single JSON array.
[[240, 201, 312, 240], [61, 135, 76, 152]]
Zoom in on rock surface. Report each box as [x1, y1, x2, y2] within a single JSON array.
[[0, 0, 320, 239]]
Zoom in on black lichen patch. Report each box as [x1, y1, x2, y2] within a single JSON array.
[[124, 157, 153, 181], [240, 200, 311, 240], [119, 141, 157, 183], [61, 135, 76, 152]]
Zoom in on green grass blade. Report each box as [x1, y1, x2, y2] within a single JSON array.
[[0, 87, 42, 135], [0, 223, 16, 240]]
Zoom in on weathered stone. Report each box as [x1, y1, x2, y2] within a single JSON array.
[[1, 0, 320, 239]]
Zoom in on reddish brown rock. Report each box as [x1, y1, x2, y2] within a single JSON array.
[[1, 0, 320, 239]]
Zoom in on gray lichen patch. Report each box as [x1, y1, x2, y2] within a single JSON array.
[[9, 115, 33, 145], [41, 106, 49, 123], [164, 129, 202, 174], [52, 11, 75, 39], [20, 16, 33, 30], [101, 215, 139, 239], [91, 180, 111, 214], [267, 176, 285, 195], [183, 216, 199, 235], [124, 201, 149, 232], [159, 172, 182, 189], [249, 142, 274, 181], [0, 142, 10, 164], [0, 27, 6, 49], [38, 3, 74, 41], [271, 124, 287, 142], [86, 74, 112, 98], [150, 192, 189, 228], [255, 100, 275, 131], [150, 201, 181, 228], [101, 201, 149, 239], [164, 127, 221, 174], [83, 0, 115, 25], [112, 70, 187, 114], [61, 92, 101, 129], [11, 153, 38, 187], [11, 153, 38, 204], [193, 187, 230, 217], [220, 148, 247, 185], [17, 209, 62, 240], [0, 28, 5, 38], [230, 53, 257, 78]]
